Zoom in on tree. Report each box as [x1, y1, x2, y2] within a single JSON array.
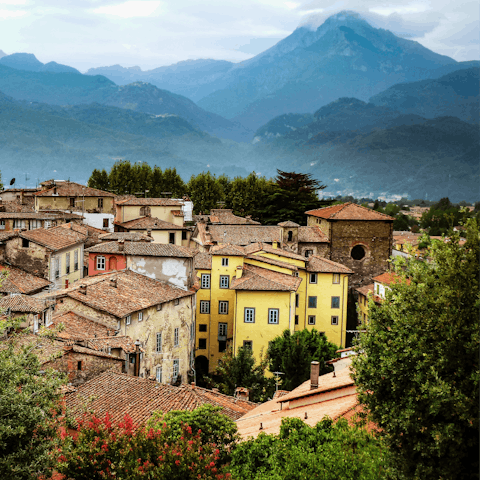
[[88, 168, 110, 191], [0, 170, 3, 191], [229, 416, 387, 480], [352, 218, 479, 480], [0, 320, 65, 479], [214, 347, 275, 403], [186, 171, 225, 214], [163, 167, 186, 198], [267, 329, 338, 391]]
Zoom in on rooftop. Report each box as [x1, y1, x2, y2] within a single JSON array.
[[208, 225, 281, 246], [115, 198, 183, 207], [245, 254, 298, 272], [116, 216, 185, 230], [86, 241, 196, 258], [230, 264, 302, 292], [194, 252, 212, 270], [298, 226, 329, 243], [373, 271, 410, 286], [0, 265, 52, 295], [210, 244, 246, 256], [245, 243, 307, 262], [35, 182, 115, 197], [306, 256, 353, 274], [99, 232, 153, 242], [19, 228, 84, 251], [306, 203, 394, 221], [194, 209, 260, 225], [0, 294, 53, 314], [48, 311, 116, 341]]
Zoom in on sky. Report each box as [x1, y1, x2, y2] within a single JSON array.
[[0, 0, 478, 72]]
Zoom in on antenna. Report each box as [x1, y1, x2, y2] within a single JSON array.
[[272, 371, 284, 392]]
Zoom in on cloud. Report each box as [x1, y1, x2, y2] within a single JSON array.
[[0, 8, 28, 17], [92, 0, 161, 17]]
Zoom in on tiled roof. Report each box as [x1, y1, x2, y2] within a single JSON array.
[[207, 209, 260, 225], [245, 243, 307, 262], [298, 226, 329, 243], [19, 228, 83, 251], [230, 264, 302, 292], [65, 371, 257, 426], [52, 270, 194, 318], [305, 203, 394, 221], [0, 232, 16, 242], [49, 311, 116, 341], [116, 216, 185, 230], [0, 265, 51, 295], [194, 252, 212, 270], [55, 222, 105, 237], [245, 254, 298, 271], [0, 200, 35, 213], [85, 335, 141, 354], [99, 232, 153, 242], [277, 221, 300, 227], [35, 182, 114, 197], [373, 272, 410, 286], [355, 284, 374, 297], [208, 225, 281, 245], [115, 198, 183, 206], [0, 212, 57, 219], [306, 256, 353, 274], [210, 244, 246, 256], [0, 294, 53, 313], [124, 243, 196, 258]]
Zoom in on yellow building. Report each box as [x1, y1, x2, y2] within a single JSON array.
[[114, 198, 185, 225], [194, 243, 352, 373]]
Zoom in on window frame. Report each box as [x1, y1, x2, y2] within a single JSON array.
[[156, 366, 162, 383], [331, 315, 339, 325], [219, 275, 229, 289], [331, 296, 340, 309], [219, 301, 229, 315], [126, 315, 131, 325], [169, 232, 175, 244], [98, 198, 104, 209], [295, 315, 299, 325], [268, 308, 279, 324], [96, 255, 106, 271], [65, 252, 70, 275], [200, 301, 210, 314], [305, 249, 313, 258], [74, 249, 79, 271], [333, 273, 340, 284], [201, 274, 211, 289], [199, 324, 207, 332], [198, 338, 207, 349], [218, 322, 227, 337], [244, 307, 255, 323], [138, 311, 143, 322], [308, 315, 316, 325], [308, 296, 317, 308], [172, 359, 179, 378], [174, 327, 179, 346], [221, 258, 229, 267], [243, 340, 253, 350], [156, 332, 162, 353], [309, 273, 317, 284]]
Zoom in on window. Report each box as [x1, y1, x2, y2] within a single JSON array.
[[198, 338, 207, 349], [156, 366, 162, 383], [169, 232, 175, 244], [174, 328, 179, 346], [219, 301, 229, 315], [295, 294, 299, 308], [220, 275, 229, 288], [140, 206, 150, 216], [308, 315, 316, 325], [243, 341, 252, 350], [33, 315, 39, 334], [96, 255, 106, 271], [156, 333, 162, 352], [333, 273, 340, 284], [103, 218, 109, 228], [126, 315, 131, 325], [172, 359, 179, 378], [219, 341, 227, 352], [14, 219, 26, 229], [174, 298, 180, 306], [331, 316, 339, 325], [201, 274, 211, 289], [109, 257, 117, 270], [293, 271, 299, 277], [74, 250, 79, 271], [309, 273, 317, 284], [138, 311, 143, 322], [29, 219, 42, 230], [295, 315, 299, 325], [54, 257, 60, 279], [244, 308, 255, 323], [305, 250, 313, 258], [66, 253, 70, 275], [268, 308, 279, 324], [308, 296, 317, 308], [200, 301, 210, 314], [69, 197, 75, 208], [22, 238, 29, 248], [98, 198, 104, 209], [157, 304, 163, 311], [199, 324, 207, 332], [0, 220, 5, 230], [351, 245, 366, 260], [77, 361, 82, 370], [182, 231, 187, 240], [287, 230, 293, 242], [221, 258, 229, 267], [331, 296, 340, 308], [218, 323, 227, 338]]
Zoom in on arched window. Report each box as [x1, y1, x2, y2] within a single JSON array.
[[140, 206, 151, 216], [109, 256, 117, 270]]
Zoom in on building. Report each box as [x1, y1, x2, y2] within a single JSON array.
[[0, 294, 54, 333], [194, 243, 352, 373], [85, 241, 196, 290], [193, 209, 260, 225], [43, 270, 196, 384], [0, 211, 84, 232], [34, 180, 116, 231], [0, 264, 52, 296], [2, 228, 84, 290], [305, 203, 394, 286], [114, 197, 185, 224]]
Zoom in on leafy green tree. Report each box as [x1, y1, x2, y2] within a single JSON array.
[[352, 219, 480, 480], [130, 161, 153, 195], [150, 165, 164, 197], [0, 320, 66, 479], [88, 168, 110, 191], [108, 159, 134, 194], [267, 329, 338, 391], [186, 171, 225, 214], [214, 347, 275, 403], [0, 170, 3, 191], [163, 167, 186, 198], [229, 416, 387, 480], [148, 404, 239, 463]]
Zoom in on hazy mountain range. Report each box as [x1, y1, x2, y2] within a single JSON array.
[[0, 11, 478, 201]]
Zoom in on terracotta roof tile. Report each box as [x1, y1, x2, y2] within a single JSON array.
[[65, 371, 257, 426], [373, 272, 410, 285], [355, 284, 374, 297], [306, 203, 394, 221], [19, 228, 83, 251], [35, 182, 114, 197], [208, 226, 281, 245], [194, 252, 212, 270], [115, 198, 182, 206], [49, 311, 116, 341], [306, 256, 353, 274], [298, 226, 329, 243], [210, 244, 246, 256], [230, 264, 301, 292], [85, 335, 141, 354], [0, 294, 53, 313], [0, 232, 16, 242], [86, 241, 195, 257], [0, 265, 52, 294], [116, 216, 185, 230], [277, 221, 300, 227], [245, 243, 307, 261], [206, 209, 260, 225], [99, 232, 153, 242], [245, 254, 298, 271], [171, 210, 184, 217]]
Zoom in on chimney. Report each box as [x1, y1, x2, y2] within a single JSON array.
[[310, 361, 320, 390], [20, 190, 25, 205], [211, 388, 219, 393], [147, 229, 152, 238], [236, 266, 243, 279], [110, 278, 117, 288], [118, 239, 125, 251], [235, 387, 250, 401], [79, 284, 87, 295], [272, 242, 278, 249]]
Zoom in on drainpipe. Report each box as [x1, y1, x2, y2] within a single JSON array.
[[134, 339, 141, 377], [341, 275, 347, 348]]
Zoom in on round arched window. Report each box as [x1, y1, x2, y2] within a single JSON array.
[[351, 245, 366, 260]]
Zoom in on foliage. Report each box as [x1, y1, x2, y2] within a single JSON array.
[[88, 168, 109, 191], [267, 329, 338, 391], [148, 404, 239, 463], [214, 347, 275, 403], [229, 416, 388, 480], [352, 218, 480, 480], [0, 318, 66, 480], [186, 171, 225, 214], [420, 197, 472, 235], [0, 169, 3, 191], [56, 412, 230, 480]]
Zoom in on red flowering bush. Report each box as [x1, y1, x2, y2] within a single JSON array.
[[54, 412, 230, 480]]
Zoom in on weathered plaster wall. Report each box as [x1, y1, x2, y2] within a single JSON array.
[[53, 297, 119, 329], [5, 237, 49, 277]]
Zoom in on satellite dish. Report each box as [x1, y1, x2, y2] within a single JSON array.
[[9, 178, 15, 186]]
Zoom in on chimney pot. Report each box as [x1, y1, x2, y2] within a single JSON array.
[[118, 239, 124, 251], [310, 361, 320, 390]]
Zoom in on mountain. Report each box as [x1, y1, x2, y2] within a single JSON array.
[[86, 59, 234, 102], [197, 11, 457, 131], [0, 64, 251, 141], [0, 50, 7, 60], [0, 53, 80, 74], [370, 68, 479, 124]]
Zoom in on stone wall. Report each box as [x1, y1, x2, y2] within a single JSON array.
[[5, 237, 49, 277]]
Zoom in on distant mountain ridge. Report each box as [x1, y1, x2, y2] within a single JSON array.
[[0, 52, 80, 74]]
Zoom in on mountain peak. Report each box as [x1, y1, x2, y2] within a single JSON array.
[[300, 10, 370, 32]]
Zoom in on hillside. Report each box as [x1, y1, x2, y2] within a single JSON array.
[[0, 53, 80, 74]]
